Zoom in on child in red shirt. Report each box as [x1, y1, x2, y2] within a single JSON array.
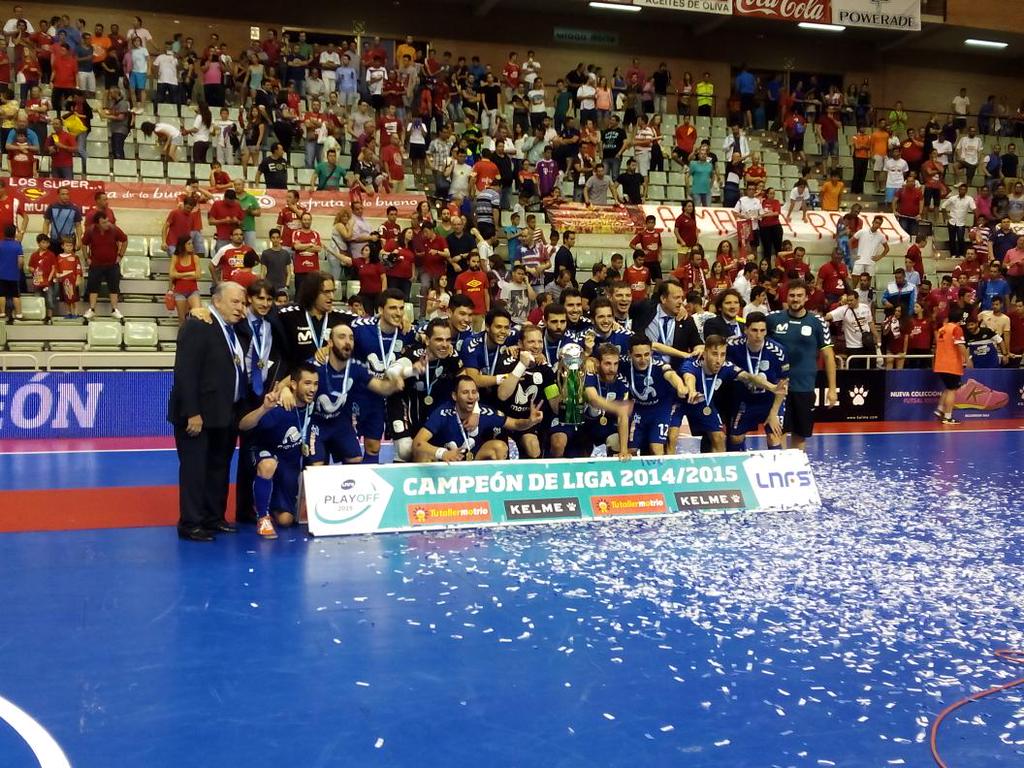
[[55, 237, 82, 316], [28, 234, 56, 318]]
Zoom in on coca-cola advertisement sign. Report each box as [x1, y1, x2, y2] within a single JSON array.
[[733, 0, 830, 22]]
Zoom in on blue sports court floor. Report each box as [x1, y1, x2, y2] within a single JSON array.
[[1, 430, 1023, 767]]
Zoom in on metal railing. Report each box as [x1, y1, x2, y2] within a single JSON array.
[[841, 353, 935, 369]]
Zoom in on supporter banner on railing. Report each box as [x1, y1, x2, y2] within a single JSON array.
[[830, 0, 921, 30], [5, 177, 426, 217], [303, 450, 820, 537], [733, 0, 831, 24], [0, 371, 173, 440], [885, 368, 1024, 421]]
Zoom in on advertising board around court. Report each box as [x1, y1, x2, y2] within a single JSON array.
[[302, 450, 821, 537], [885, 368, 1024, 421]]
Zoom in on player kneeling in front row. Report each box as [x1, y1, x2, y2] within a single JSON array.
[[726, 312, 789, 450], [413, 375, 544, 462], [677, 335, 787, 453], [583, 343, 633, 459], [239, 363, 319, 540]]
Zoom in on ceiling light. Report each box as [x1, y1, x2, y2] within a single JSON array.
[[798, 22, 846, 32], [965, 38, 1008, 49], [589, 1, 641, 11]]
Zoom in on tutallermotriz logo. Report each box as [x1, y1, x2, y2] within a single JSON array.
[[504, 497, 581, 521]]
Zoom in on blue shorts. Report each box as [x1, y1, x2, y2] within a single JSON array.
[[352, 393, 385, 440], [630, 408, 671, 450], [130, 72, 148, 91], [730, 398, 786, 436], [668, 404, 685, 429], [680, 402, 724, 435], [309, 418, 361, 464], [252, 449, 300, 515], [885, 186, 899, 203], [584, 418, 617, 446]]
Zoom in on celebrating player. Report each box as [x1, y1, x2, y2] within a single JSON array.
[[495, 324, 561, 459], [624, 335, 686, 456], [726, 312, 789, 450], [238, 363, 320, 540], [413, 375, 544, 462], [583, 343, 633, 459], [677, 334, 786, 453]]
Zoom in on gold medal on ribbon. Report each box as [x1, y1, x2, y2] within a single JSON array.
[[599, 416, 608, 426], [424, 395, 433, 406], [702, 406, 712, 417]]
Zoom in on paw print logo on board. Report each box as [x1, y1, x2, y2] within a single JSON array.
[[849, 386, 868, 407]]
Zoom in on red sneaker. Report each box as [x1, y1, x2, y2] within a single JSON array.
[[954, 378, 1009, 411]]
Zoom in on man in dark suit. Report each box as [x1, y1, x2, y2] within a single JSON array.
[[167, 281, 249, 542], [629, 277, 703, 365], [234, 279, 290, 523]]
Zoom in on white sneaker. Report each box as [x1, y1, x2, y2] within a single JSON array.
[[112, 308, 124, 320], [83, 308, 95, 319]]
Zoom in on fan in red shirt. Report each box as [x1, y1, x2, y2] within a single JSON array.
[[383, 232, 415, 298], [629, 215, 663, 280], [817, 251, 851, 303], [376, 105, 403, 147], [417, 222, 450, 282], [473, 156, 499, 192], [673, 202, 698, 252], [28, 238, 57, 317], [82, 214, 126, 267], [163, 200, 196, 255], [906, 307, 934, 358], [276, 190, 307, 250], [353, 243, 387, 298], [775, 246, 811, 279], [714, 240, 740, 280], [291, 213, 323, 292], [672, 120, 698, 163], [6, 130, 36, 178], [952, 254, 982, 293], [501, 56, 520, 91], [211, 229, 255, 282], [56, 245, 83, 314], [208, 191, 244, 244], [379, 207, 402, 243], [230, 250, 262, 290], [45, 120, 76, 176], [84, 192, 117, 235], [453, 251, 490, 319], [381, 144, 405, 189], [624, 251, 651, 303]]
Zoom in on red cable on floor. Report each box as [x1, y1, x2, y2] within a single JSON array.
[[930, 649, 1024, 767]]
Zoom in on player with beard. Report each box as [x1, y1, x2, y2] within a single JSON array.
[[239, 364, 319, 540], [726, 312, 789, 450], [624, 335, 686, 456], [583, 343, 633, 459], [678, 334, 785, 453], [277, 271, 354, 368], [496, 324, 561, 459], [308, 323, 404, 467], [538, 302, 570, 366], [448, 294, 478, 356], [350, 288, 413, 464], [609, 280, 634, 331], [587, 298, 632, 360], [560, 288, 593, 343], [414, 375, 544, 462], [463, 307, 518, 405], [391, 318, 465, 462]]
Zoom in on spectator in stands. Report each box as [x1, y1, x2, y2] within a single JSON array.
[[210, 227, 255, 285], [27, 233, 56, 320], [162, 198, 195, 258], [139, 120, 183, 162], [43, 185, 83, 247], [101, 87, 130, 160], [44, 116, 76, 180], [940, 184, 976, 258], [0, 223, 22, 320], [208, 188, 242, 253], [260, 228, 292, 295], [81, 211, 126, 321], [169, 235, 202, 324], [892, 176, 923, 237], [256, 142, 290, 190]]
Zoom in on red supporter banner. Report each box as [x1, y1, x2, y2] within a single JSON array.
[[5, 177, 425, 217], [732, 0, 830, 22], [546, 203, 646, 234]]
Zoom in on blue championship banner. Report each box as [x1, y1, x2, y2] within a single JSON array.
[[303, 450, 821, 537], [0, 372, 173, 440]]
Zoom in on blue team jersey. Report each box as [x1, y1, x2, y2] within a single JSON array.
[[726, 337, 789, 407], [966, 329, 1001, 368], [584, 373, 629, 422], [565, 318, 594, 344], [766, 310, 831, 393], [678, 358, 741, 404], [625, 362, 677, 411], [591, 330, 632, 359], [351, 318, 413, 375], [461, 336, 516, 373], [311, 359, 373, 422], [423, 405, 507, 452], [453, 327, 476, 356], [249, 405, 310, 458]]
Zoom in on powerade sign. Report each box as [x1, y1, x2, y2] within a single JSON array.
[[304, 451, 822, 537], [0, 372, 173, 440]]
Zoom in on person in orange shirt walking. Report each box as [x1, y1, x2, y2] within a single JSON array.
[[849, 125, 872, 194], [870, 120, 892, 191], [932, 319, 968, 425]]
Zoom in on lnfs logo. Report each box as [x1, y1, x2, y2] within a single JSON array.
[[754, 470, 813, 489]]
